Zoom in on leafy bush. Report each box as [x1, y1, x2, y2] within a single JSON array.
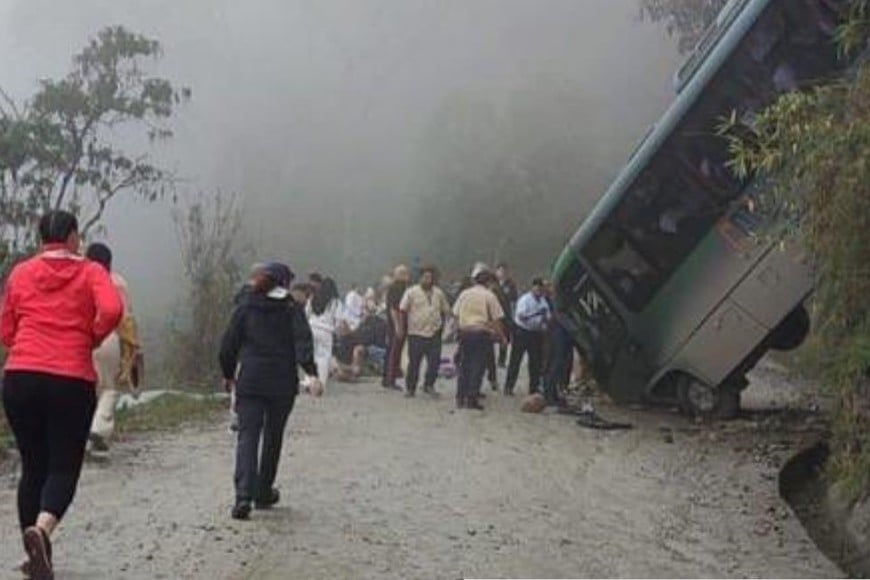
[[723, 4, 870, 499]]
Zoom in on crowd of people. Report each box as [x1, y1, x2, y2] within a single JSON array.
[[0, 210, 587, 578], [274, 259, 582, 413]]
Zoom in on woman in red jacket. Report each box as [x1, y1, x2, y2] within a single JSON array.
[[1, 211, 123, 580]]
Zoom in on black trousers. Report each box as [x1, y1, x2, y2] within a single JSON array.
[[2, 371, 96, 530], [406, 335, 441, 393], [497, 322, 512, 367], [486, 344, 497, 384], [234, 393, 295, 503], [456, 331, 492, 405], [382, 323, 405, 386], [505, 327, 545, 394], [542, 322, 575, 405]]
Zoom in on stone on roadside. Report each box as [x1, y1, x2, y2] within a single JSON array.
[[520, 393, 546, 413]]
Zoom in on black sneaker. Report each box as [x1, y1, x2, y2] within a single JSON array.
[[255, 488, 280, 510], [231, 501, 252, 520], [404, 390, 416, 398]]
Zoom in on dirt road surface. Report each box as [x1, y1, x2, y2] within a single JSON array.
[[0, 364, 841, 579]]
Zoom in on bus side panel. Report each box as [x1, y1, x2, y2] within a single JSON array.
[[632, 227, 764, 368], [672, 298, 767, 386], [730, 244, 813, 330]]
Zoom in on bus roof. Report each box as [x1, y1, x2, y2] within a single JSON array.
[[566, 0, 772, 257]]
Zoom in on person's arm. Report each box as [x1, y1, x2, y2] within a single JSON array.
[[1, 270, 19, 348], [219, 306, 246, 385], [487, 294, 508, 345], [397, 289, 412, 338], [291, 304, 318, 378], [90, 265, 124, 345]]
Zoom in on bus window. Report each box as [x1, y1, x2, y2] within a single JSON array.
[[583, 225, 661, 311], [614, 157, 718, 266]]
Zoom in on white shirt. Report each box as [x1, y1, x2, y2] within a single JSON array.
[[514, 292, 551, 332], [306, 299, 344, 334], [344, 290, 365, 330]]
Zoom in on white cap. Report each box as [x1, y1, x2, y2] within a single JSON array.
[[471, 262, 491, 280]]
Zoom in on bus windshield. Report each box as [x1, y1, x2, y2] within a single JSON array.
[[557, 257, 625, 381]]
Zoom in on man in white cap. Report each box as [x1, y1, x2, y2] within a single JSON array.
[[451, 263, 506, 410]]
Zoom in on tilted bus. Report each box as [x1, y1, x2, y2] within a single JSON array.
[[552, 0, 856, 417]]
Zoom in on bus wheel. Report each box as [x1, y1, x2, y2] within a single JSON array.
[[769, 305, 810, 351], [677, 376, 740, 420]]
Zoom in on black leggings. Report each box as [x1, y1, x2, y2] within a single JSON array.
[[2, 371, 96, 530]]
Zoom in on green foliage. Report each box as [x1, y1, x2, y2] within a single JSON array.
[[639, 0, 729, 53], [168, 192, 249, 388], [0, 26, 189, 273], [115, 393, 226, 435], [722, 15, 870, 499]]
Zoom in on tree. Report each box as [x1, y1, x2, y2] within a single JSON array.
[[169, 192, 250, 387], [0, 26, 190, 270], [722, 2, 870, 499], [639, 0, 729, 53]]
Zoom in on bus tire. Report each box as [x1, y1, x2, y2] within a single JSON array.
[[769, 305, 810, 351], [677, 375, 741, 421]]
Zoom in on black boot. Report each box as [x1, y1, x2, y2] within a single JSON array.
[[255, 488, 280, 510], [232, 500, 252, 520]]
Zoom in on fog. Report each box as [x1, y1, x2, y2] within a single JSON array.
[[0, 0, 680, 335]]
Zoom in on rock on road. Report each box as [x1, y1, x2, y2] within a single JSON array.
[[0, 374, 841, 579]]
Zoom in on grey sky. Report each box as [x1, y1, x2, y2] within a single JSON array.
[[0, 0, 681, 339]]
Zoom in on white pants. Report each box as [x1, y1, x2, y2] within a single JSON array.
[[92, 332, 121, 439], [312, 327, 333, 389]]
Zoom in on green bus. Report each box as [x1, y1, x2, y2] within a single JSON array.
[[552, 0, 855, 418]]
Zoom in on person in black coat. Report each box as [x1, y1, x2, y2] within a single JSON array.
[[219, 262, 321, 520]]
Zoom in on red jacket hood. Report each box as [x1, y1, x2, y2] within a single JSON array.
[[32, 249, 87, 293]]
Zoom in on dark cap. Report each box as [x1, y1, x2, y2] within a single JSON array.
[[263, 262, 295, 288]]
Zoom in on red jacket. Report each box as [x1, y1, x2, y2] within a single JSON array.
[[1, 245, 124, 383]]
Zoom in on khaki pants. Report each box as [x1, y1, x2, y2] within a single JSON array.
[[91, 332, 121, 439]]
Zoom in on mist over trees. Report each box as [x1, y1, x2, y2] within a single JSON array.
[[0, 0, 684, 363], [0, 26, 188, 271], [410, 84, 632, 281]]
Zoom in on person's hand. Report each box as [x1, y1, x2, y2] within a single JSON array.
[[223, 378, 236, 393], [307, 377, 324, 397]]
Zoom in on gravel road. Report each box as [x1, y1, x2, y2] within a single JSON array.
[[0, 363, 841, 579]]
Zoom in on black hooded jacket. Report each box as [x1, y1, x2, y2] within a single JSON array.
[[219, 290, 317, 397]]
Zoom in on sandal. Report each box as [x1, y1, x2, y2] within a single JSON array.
[[22, 527, 53, 580]]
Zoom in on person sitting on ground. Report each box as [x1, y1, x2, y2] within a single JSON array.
[[334, 313, 388, 381]]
